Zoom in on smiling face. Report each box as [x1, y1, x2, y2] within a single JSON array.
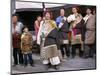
[[45, 12, 51, 20], [72, 7, 78, 14]]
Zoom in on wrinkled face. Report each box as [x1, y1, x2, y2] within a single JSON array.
[[45, 12, 51, 20], [72, 8, 77, 14], [60, 9, 65, 16], [86, 9, 91, 14], [12, 16, 18, 23], [24, 27, 29, 32], [37, 16, 42, 21]]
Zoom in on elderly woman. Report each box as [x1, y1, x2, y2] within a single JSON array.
[[37, 10, 61, 70]]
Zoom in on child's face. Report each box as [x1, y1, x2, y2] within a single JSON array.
[[24, 28, 28, 32]]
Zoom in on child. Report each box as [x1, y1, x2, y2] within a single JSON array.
[[21, 27, 34, 67]]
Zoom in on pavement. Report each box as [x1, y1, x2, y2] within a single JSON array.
[[11, 53, 96, 74]]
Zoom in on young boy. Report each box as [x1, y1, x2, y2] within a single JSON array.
[[21, 27, 34, 67]]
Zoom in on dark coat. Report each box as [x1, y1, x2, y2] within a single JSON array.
[[74, 19, 85, 41], [44, 28, 60, 50], [58, 20, 69, 39]]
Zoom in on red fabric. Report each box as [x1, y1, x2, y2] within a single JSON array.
[[12, 33, 21, 48], [34, 21, 40, 40], [68, 31, 71, 41]]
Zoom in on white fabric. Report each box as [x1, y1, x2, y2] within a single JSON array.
[[58, 22, 63, 28], [43, 60, 49, 64], [37, 21, 47, 45], [83, 14, 92, 23], [67, 14, 76, 22], [63, 40, 69, 44], [50, 56, 60, 65], [58, 16, 67, 28], [12, 22, 24, 34]]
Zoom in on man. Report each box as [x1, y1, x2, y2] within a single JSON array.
[[83, 8, 96, 58], [56, 8, 70, 58], [12, 14, 24, 66]]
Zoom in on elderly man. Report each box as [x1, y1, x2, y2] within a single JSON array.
[[56, 8, 70, 59], [12, 14, 24, 66]]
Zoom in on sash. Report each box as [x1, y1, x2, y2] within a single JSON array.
[[58, 16, 67, 28]]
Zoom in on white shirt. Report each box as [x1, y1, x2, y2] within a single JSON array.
[[12, 22, 24, 34], [83, 14, 92, 23], [67, 14, 76, 23]]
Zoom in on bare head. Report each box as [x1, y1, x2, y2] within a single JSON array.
[[44, 10, 53, 20], [86, 8, 92, 15], [12, 14, 18, 24], [72, 7, 78, 14], [37, 16, 42, 21], [60, 8, 65, 16], [23, 27, 29, 32]]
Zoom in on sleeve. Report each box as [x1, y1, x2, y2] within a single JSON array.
[[56, 17, 60, 26], [67, 14, 75, 23]]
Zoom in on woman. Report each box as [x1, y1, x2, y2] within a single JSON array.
[[67, 7, 84, 58], [21, 27, 34, 67], [34, 16, 42, 39], [37, 10, 61, 70]]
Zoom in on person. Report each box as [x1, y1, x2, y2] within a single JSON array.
[[82, 8, 96, 58], [67, 7, 83, 58], [21, 27, 34, 67], [12, 14, 24, 66], [34, 16, 42, 39], [34, 16, 42, 53], [56, 8, 70, 59], [37, 10, 61, 70]]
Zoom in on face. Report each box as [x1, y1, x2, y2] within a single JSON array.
[[72, 8, 77, 14], [93, 10, 95, 15], [12, 16, 18, 24], [37, 16, 42, 21], [24, 28, 29, 32], [86, 9, 91, 14], [60, 9, 65, 16], [45, 12, 51, 20]]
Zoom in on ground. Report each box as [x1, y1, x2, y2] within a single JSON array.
[[11, 53, 96, 74]]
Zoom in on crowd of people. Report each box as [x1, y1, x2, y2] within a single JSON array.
[[12, 6, 96, 70]]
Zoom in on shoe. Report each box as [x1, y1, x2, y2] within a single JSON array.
[[45, 64, 51, 70], [72, 56, 75, 58], [24, 64, 27, 67], [54, 65, 60, 70], [30, 64, 34, 67], [83, 56, 89, 59], [12, 64, 17, 67]]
